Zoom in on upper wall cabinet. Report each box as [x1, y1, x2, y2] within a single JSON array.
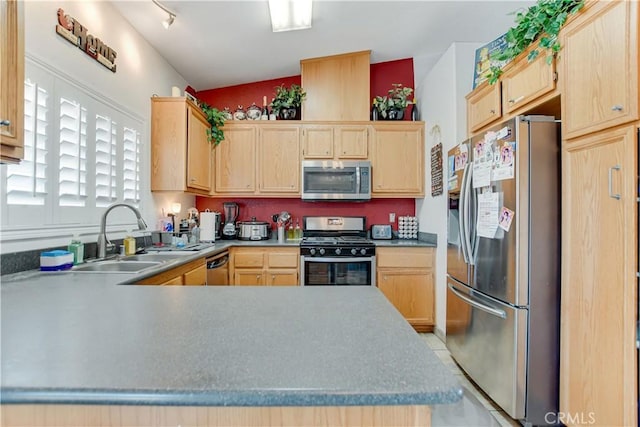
[[561, 0, 638, 139], [466, 81, 502, 134], [370, 122, 424, 197], [151, 97, 211, 194], [501, 50, 556, 116], [0, 0, 24, 164], [301, 124, 368, 160], [213, 123, 256, 194], [301, 51, 370, 121], [258, 125, 300, 194]]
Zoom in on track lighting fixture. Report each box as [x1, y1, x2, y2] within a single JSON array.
[[152, 0, 176, 29]]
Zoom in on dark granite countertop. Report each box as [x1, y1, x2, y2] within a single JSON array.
[[1, 284, 461, 407]]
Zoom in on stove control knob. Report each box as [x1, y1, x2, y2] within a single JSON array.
[[335, 248, 341, 255], [319, 248, 326, 255], [351, 248, 357, 255], [310, 248, 316, 255], [360, 248, 367, 255]]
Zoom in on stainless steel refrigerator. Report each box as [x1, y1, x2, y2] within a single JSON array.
[[446, 116, 560, 426]]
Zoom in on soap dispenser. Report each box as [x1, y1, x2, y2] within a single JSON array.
[[67, 235, 84, 265], [124, 231, 136, 256]]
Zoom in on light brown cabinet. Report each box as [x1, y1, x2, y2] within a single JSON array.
[[501, 50, 556, 116], [561, 1, 638, 140], [151, 98, 211, 194], [137, 258, 207, 286], [370, 122, 424, 197], [0, 0, 24, 163], [258, 125, 300, 194], [301, 124, 368, 159], [300, 51, 370, 121], [560, 124, 637, 427], [213, 123, 256, 194], [230, 247, 299, 286], [466, 81, 502, 134], [376, 247, 434, 332]]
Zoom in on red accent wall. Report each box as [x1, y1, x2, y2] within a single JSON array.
[[197, 76, 301, 112], [194, 58, 417, 224], [195, 198, 415, 231], [194, 58, 415, 119]]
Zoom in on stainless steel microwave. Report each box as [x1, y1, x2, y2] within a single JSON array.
[[301, 160, 371, 201]]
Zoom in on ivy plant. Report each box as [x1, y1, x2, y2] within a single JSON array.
[[486, 0, 585, 84], [199, 103, 227, 146]]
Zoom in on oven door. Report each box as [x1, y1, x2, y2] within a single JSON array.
[[300, 256, 376, 286]]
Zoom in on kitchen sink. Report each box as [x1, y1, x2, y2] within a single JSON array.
[[120, 253, 187, 262], [72, 261, 161, 273]]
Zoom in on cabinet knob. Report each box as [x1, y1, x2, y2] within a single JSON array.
[[325, 151, 329, 154], [611, 105, 624, 112], [508, 95, 524, 105], [0, 120, 10, 127], [246, 184, 250, 188], [490, 110, 495, 114], [189, 178, 196, 182]]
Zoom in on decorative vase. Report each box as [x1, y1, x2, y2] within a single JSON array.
[[279, 107, 301, 120], [386, 108, 404, 120]]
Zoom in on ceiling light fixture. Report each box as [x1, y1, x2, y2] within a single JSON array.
[[268, 0, 312, 33], [152, 0, 176, 29]]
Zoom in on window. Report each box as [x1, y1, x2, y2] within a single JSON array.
[[1, 59, 144, 234]]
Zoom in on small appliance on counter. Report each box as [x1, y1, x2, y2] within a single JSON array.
[[370, 224, 392, 240], [222, 202, 239, 240], [200, 209, 221, 242], [237, 217, 271, 241]]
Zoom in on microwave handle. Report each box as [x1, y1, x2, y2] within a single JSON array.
[[356, 165, 361, 193]]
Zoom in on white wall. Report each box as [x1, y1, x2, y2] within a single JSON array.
[[414, 42, 481, 337], [1, 1, 194, 253]]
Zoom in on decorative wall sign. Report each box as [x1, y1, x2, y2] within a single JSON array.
[[55, 8, 117, 73], [429, 124, 443, 197]]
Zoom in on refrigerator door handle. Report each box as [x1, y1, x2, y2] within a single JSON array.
[[459, 163, 470, 264], [448, 282, 507, 319], [462, 162, 475, 265]]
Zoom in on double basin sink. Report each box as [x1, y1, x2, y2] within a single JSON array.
[[71, 252, 190, 274]]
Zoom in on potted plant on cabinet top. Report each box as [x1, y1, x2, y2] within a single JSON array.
[[199, 103, 227, 146], [374, 83, 414, 120], [270, 84, 306, 120]]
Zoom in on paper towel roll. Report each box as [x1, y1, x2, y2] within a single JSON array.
[[199, 211, 216, 242], [171, 86, 181, 97]]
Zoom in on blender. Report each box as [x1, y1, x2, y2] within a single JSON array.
[[222, 202, 239, 239]]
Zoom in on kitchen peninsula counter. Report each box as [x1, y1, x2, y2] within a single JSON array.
[[1, 283, 460, 426]]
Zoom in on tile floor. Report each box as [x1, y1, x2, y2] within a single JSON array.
[[420, 333, 520, 427]]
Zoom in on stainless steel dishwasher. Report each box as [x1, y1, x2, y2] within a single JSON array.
[[206, 251, 229, 285]]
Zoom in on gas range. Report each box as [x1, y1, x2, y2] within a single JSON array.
[[299, 217, 375, 258]]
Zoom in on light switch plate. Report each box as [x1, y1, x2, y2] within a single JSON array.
[[389, 213, 396, 222]]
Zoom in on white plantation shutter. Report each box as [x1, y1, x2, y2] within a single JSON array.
[[95, 114, 117, 207], [6, 79, 48, 206], [122, 126, 140, 204], [58, 97, 87, 207]]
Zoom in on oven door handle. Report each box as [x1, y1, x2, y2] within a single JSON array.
[[303, 257, 373, 263]]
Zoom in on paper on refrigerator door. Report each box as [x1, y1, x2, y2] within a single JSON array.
[[477, 192, 500, 238], [473, 161, 492, 188]]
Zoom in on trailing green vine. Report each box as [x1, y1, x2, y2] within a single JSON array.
[[486, 0, 585, 85], [199, 103, 227, 146]]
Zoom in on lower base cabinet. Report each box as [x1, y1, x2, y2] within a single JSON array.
[[230, 247, 299, 286], [376, 247, 434, 332], [137, 258, 207, 286]]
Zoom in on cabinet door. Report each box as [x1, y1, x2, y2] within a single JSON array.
[[186, 106, 211, 192], [467, 82, 502, 134], [184, 264, 206, 286], [214, 125, 256, 193], [302, 125, 333, 158], [377, 268, 434, 330], [266, 270, 299, 286], [160, 276, 184, 286], [562, 1, 638, 139], [151, 99, 187, 191], [335, 125, 368, 159], [501, 52, 555, 115], [0, 0, 24, 163], [560, 125, 637, 426], [259, 125, 300, 194], [371, 123, 424, 196], [234, 270, 264, 286]]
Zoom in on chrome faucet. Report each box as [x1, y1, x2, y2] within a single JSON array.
[[97, 203, 147, 259]]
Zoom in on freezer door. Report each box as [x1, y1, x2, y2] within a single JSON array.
[[446, 279, 527, 420], [447, 143, 470, 284]]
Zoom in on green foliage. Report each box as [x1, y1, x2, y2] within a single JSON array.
[[374, 84, 414, 118], [200, 103, 227, 146], [270, 84, 307, 114], [486, 0, 585, 84]]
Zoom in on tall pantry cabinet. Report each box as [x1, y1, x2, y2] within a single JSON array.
[[559, 1, 638, 426]]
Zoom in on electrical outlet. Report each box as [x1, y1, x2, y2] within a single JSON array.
[[389, 213, 396, 223]]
